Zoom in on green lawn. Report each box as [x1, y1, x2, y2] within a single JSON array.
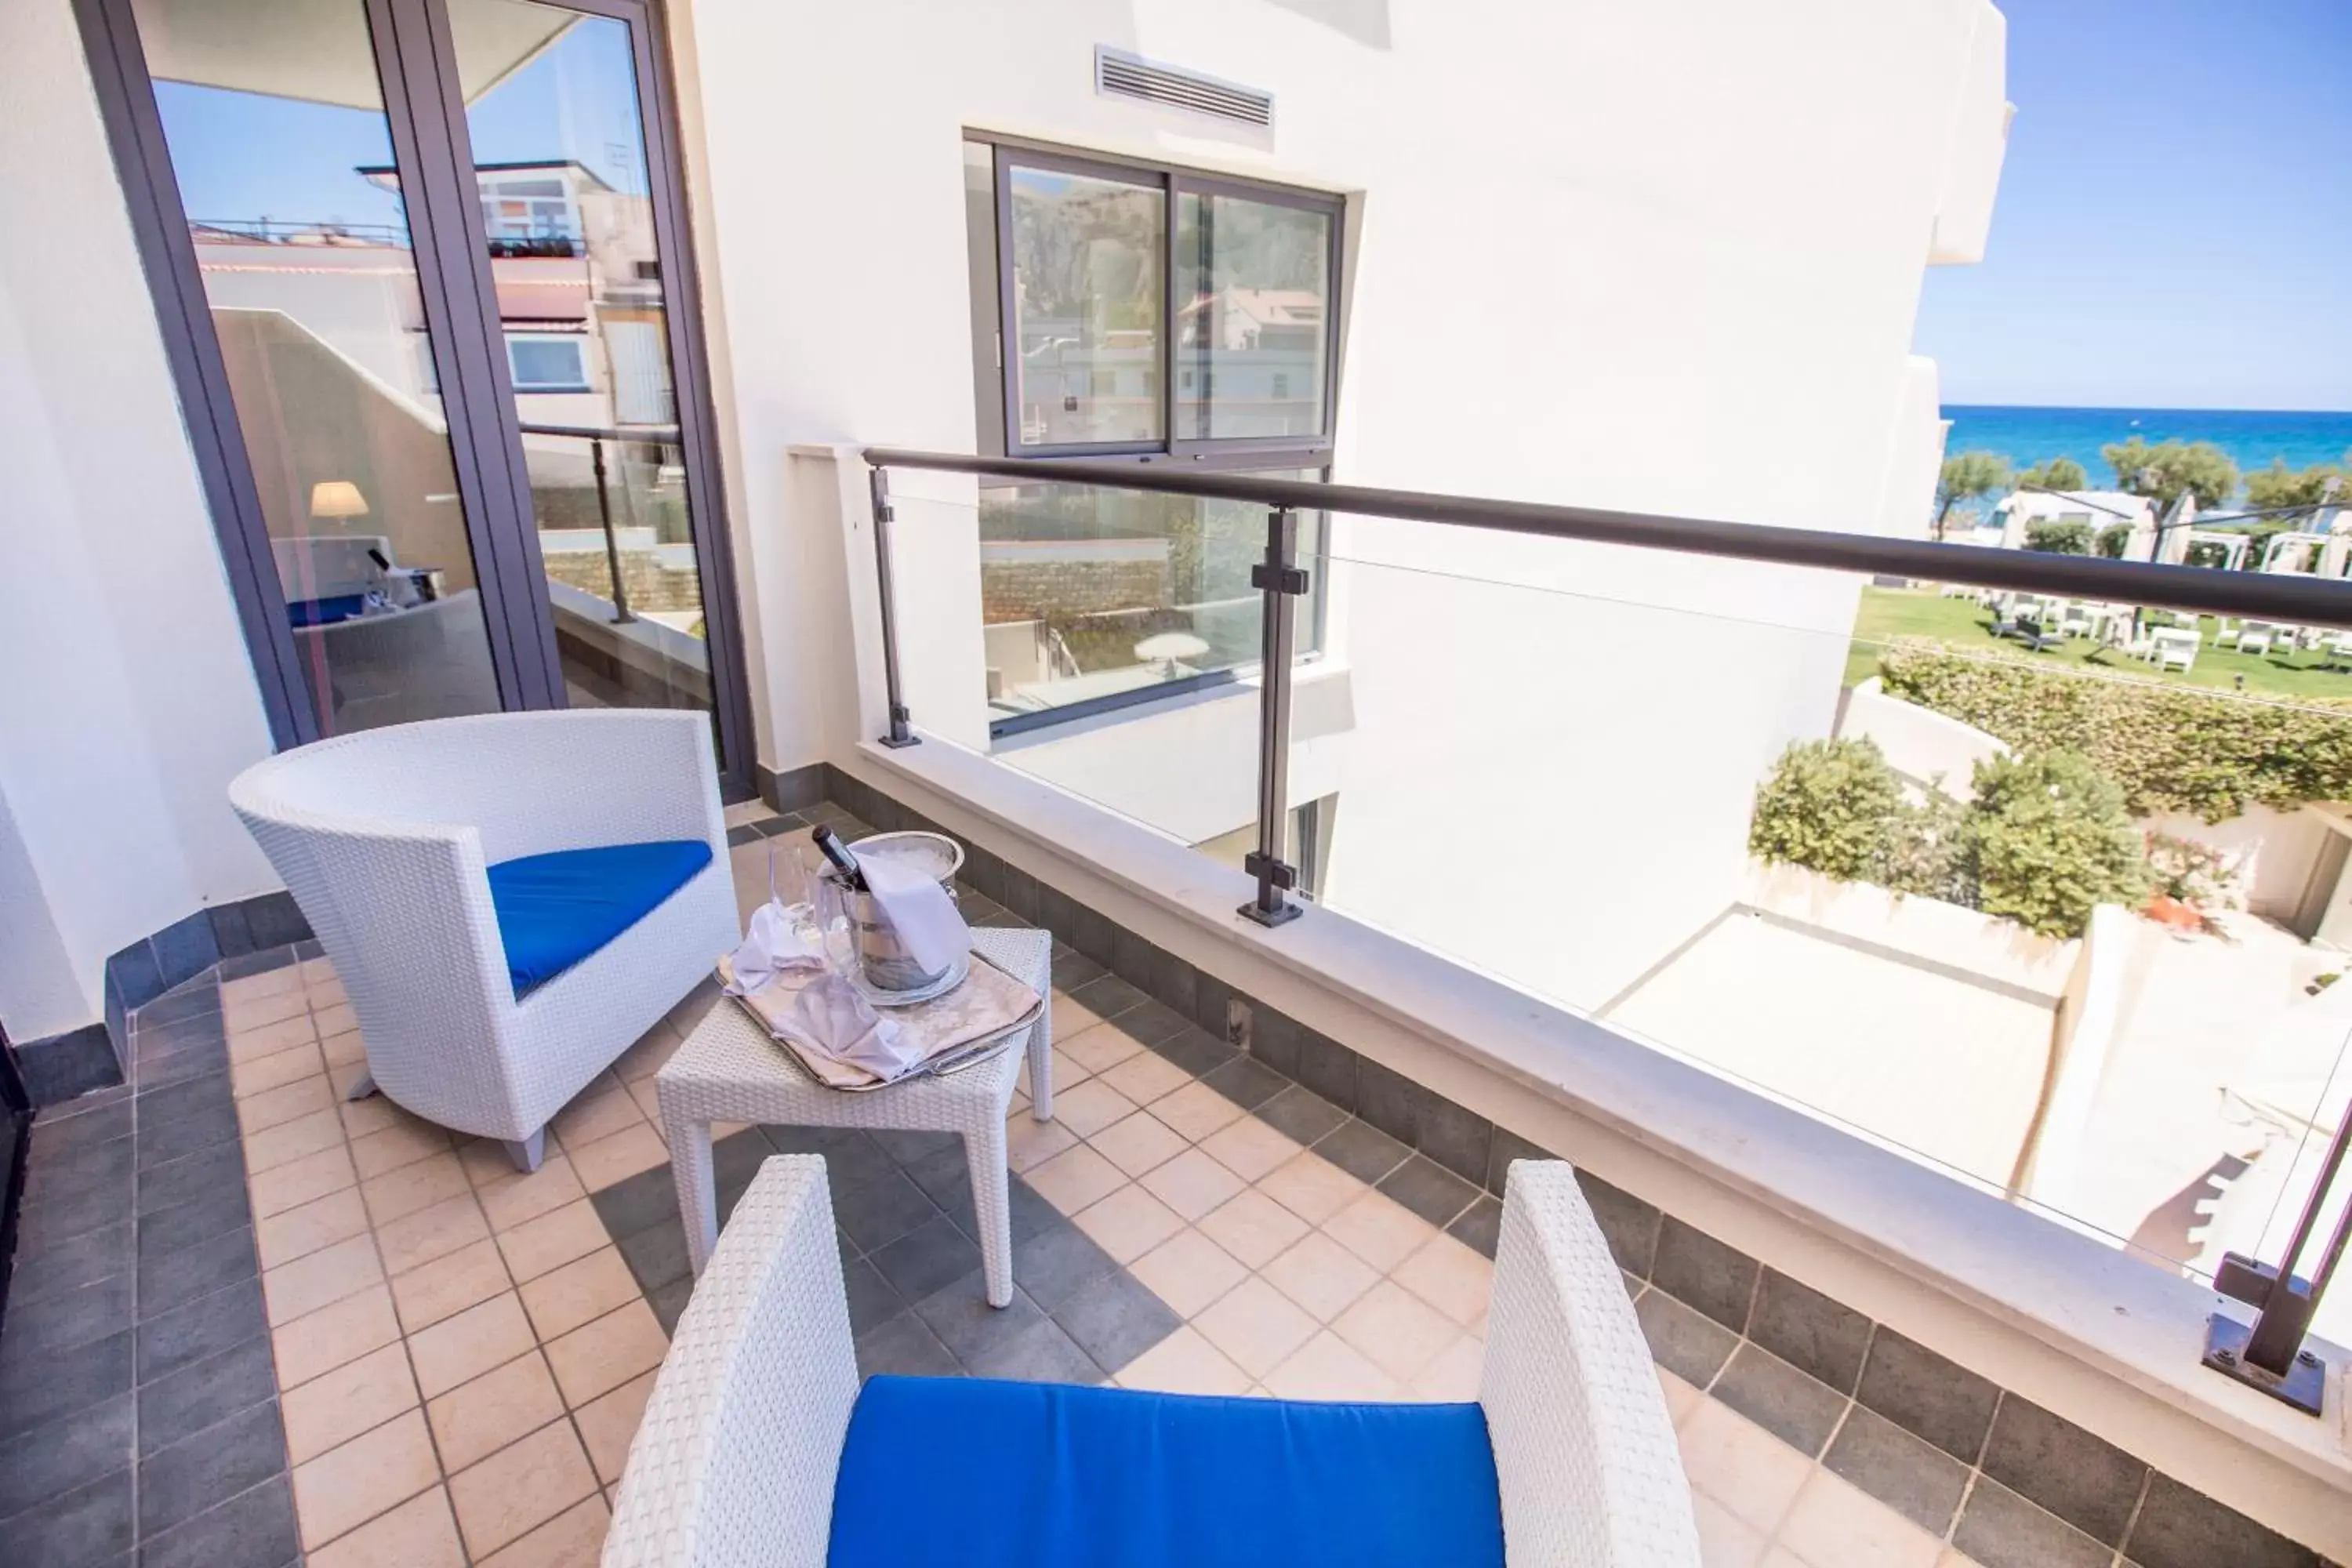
[[1846, 586, 2352, 702]]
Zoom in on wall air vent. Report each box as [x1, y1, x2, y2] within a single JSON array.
[[1094, 47, 1274, 129]]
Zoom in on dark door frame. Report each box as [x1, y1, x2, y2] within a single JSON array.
[[73, 0, 757, 797]]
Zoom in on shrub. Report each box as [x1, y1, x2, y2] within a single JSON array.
[[2095, 522, 2130, 559], [1748, 738, 1904, 882], [2025, 519, 2092, 555], [1968, 751, 2149, 938], [2145, 831, 2241, 914], [1877, 639, 2352, 821]]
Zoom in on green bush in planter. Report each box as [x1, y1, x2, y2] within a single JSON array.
[[1968, 750, 2149, 938], [1748, 738, 1904, 883]]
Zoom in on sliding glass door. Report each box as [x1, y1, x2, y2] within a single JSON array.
[[86, 0, 750, 787]]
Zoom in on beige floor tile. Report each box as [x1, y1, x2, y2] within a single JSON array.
[[292, 1406, 441, 1550], [393, 1236, 514, 1334], [1049, 997, 1103, 1044], [350, 1120, 452, 1181], [264, 1232, 386, 1327], [1149, 1081, 1245, 1143], [274, 1282, 402, 1388], [362, 1152, 471, 1227], [307, 975, 350, 1008], [460, 1137, 524, 1188], [301, 956, 339, 984], [1678, 1399, 1813, 1536], [410, 1291, 537, 1399], [1044, 1079, 1137, 1139], [1196, 1189, 1311, 1269], [620, 1076, 668, 1134], [281, 1341, 419, 1465], [1392, 1232, 1495, 1327], [573, 1368, 657, 1485], [1331, 1279, 1458, 1383], [612, 1023, 679, 1084], [1128, 1228, 1248, 1318], [304, 1486, 465, 1568], [1018, 1046, 1093, 1099], [1261, 1231, 1381, 1323], [1192, 1276, 1319, 1379], [1090, 1111, 1189, 1177], [1257, 1151, 1366, 1225], [328, 1059, 372, 1102], [448, 1417, 601, 1559], [1198, 1116, 1302, 1183], [230, 1011, 321, 1064], [1114, 1325, 1252, 1396], [225, 985, 310, 1033], [239, 1073, 336, 1136], [1693, 1492, 1770, 1568], [1770, 1470, 1943, 1568], [249, 1142, 359, 1217], [340, 1091, 416, 1139], [496, 1199, 612, 1284], [1025, 1145, 1127, 1215], [245, 1105, 350, 1174], [1004, 1113, 1079, 1174], [519, 1247, 641, 1342], [544, 1299, 668, 1408], [231, 1041, 325, 1100], [550, 1074, 646, 1152], [1660, 1367, 1705, 1426], [1322, 1189, 1436, 1272], [477, 1494, 610, 1568], [428, 1350, 567, 1473], [1098, 1050, 1191, 1105], [1934, 1551, 1990, 1568], [1073, 1184, 1185, 1265], [1761, 1553, 1809, 1568], [256, 1186, 371, 1272], [567, 1123, 670, 1192], [319, 1028, 367, 1069], [223, 965, 305, 1005], [1408, 1334, 1485, 1401], [1138, 1148, 1245, 1222], [479, 1156, 589, 1232], [1056, 1019, 1143, 1073], [314, 1000, 359, 1036], [378, 1193, 494, 1277], [1264, 1330, 1406, 1401]]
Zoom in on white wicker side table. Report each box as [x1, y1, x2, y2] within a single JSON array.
[[655, 927, 1053, 1308]]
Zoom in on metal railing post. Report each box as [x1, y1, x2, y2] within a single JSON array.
[[1240, 505, 1305, 927], [589, 437, 636, 624], [867, 465, 918, 748], [2203, 1112, 2351, 1414]]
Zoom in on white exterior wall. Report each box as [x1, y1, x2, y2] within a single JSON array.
[[0, 0, 281, 1040]]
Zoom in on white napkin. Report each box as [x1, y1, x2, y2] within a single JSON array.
[[861, 852, 972, 978], [721, 899, 826, 996], [775, 972, 920, 1079]]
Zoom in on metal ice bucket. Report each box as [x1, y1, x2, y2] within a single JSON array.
[[834, 832, 964, 993]]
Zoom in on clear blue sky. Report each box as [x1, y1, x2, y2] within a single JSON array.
[[1914, 0, 2352, 413]]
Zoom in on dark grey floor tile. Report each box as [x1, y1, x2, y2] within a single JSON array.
[[0, 1270, 134, 1369], [1152, 1025, 1234, 1078], [1198, 1054, 1288, 1111], [618, 1218, 692, 1294], [764, 1125, 895, 1189], [0, 1392, 133, 1519], [590, 1162, 681, 1242], [1377, 1155, 1481, 1229], [1315, 1119, 1411, 1185], [1294, 1032, 1359, 1112], [135, 1142, 244, 1219], [34, 1083, 133, 1126], [1352, 1058, 1425, 1145], [216, 948, 296, 982], [913, 1272, 1047, 1367], [1245, 1007, 1302, 1079], [1069, 973, 1149, 1022], [134, 984, 223, 1030], [710, 1127, 775, 1198], [136, 1185, 251, 1269], [138, 1227, 257, 1323], [17, 1167, 132, 1250], [869, 1216, 982, 1306], [138, 1399, 285, 1537], [27, 1134, 135, 1206], [137, 1334, 278, 1457], [1051, 951, 1108, 992], [1051, 1269, 1181, 1373], [1856, 1328, 2000, 1466], [1447, 1195, 1504, 1259], [1749, 1269, 1873, 1396], [842, 1258, 906, 1337], [1254, 1085, 1348, 1148], [1824, 1405, 1968, 1534], [1634, 1288, 1736, 1388], [135, 1278, 266, 1386], [1005, 1178, 1063, 1244], [869, 1129, 958, 1166], [1417, 1100, 1494, 1187], [724, 822, 763, 848], [834, 1171, 944, 1254], [140, 1472, 300, 1568], [132, 1071, 230, 1132], [965, 1317, 1105, 1385], [648, 1275, 694, 1338], [1650, 1218, 1758, 1333], [855, 1312, 962, 1379], [1011, 1223, 1120, 1312], [1576, 1173, 1661, 1278], [1955, 1475, 2114, 1568], [132, 1011, 226, 1058], [4, 1466, 132, 1566], [132, 1045, 229, 1095], [1146, 949, 1196, 1023], [0, 1328, 131, 1443], [2124, 1472, 2318, 1568], [135, 1096, 240, 1173], [1979, 1396, 2146, 1547], [9, 1222, 132, 1308], [1711, 1343, 1847, 1458], [901, 1143, 971, 1207], [29, 1100, 132, 1161], [914, 1167, 982, 1241]]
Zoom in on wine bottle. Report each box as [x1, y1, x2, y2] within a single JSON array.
[[810, 824, 868, 891]]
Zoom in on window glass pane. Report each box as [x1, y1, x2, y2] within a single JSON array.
[[508, 338, 586, 390], [1176, 192, 1331, 440], [978, 472, 1323, 724], [1007, 165, 1163, 446]]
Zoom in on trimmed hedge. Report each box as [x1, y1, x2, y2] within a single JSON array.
[[1876, 639, 2352, 821]]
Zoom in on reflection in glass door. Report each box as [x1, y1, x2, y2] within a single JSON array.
[[129, 0, 504, 735], [448, 0, 712, 714]]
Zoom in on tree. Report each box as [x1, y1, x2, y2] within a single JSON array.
[[1968, 751, 2150, 938], [2018, 456, 2088, 492], [1933, 451, 2013, 540], [2244, 456, 2350, 512], [2100, 437, 2240, 510], [2024, 519, 2092, 555], [2095, 522, 2131, 559]]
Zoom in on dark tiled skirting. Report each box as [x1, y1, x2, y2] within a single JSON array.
[[819, 768, 2336, 1568]]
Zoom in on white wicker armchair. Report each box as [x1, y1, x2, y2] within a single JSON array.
[[604, 1156, 1701, 1568], [228, 710, 739, 1170]]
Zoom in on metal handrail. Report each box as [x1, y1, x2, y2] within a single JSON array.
[[863, 446, 2352, 630]]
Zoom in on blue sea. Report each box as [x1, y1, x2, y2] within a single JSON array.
[[1943, 405, 2352, 493]]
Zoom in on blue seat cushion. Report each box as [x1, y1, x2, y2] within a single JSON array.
[[826, 1376, 1504, 1568], [485, 839, 713, 999]]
